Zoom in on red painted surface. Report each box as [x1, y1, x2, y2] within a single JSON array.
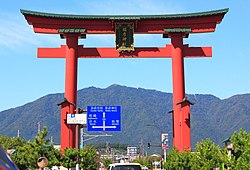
[[38, 45, 212, 58], [59, 102, 69, 153], [60, 34, 79, 150], [23, 14, 224, 34], [171, 34, 185, 150], [22, 9, 227, 152], [179, 100, 191, 151]]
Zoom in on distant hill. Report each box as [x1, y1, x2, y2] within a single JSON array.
[[0, 84, 249, 150]]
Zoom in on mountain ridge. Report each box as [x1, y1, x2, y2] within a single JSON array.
[[0, 84, 249, 150]]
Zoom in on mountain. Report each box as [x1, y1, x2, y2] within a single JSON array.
[[0, 84, 249, 150]]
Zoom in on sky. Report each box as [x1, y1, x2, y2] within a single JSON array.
[[0, 0, 249, 111]]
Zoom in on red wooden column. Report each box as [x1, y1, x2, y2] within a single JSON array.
[[61, 34, 79, 150], [178, 99, 193, 151], [170, 33, 189, 151]]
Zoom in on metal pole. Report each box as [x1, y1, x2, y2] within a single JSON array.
[[81, 126, 85, 147], [75, 108, 80, 170], [38, 122, 41, 134], [164, 149, 166, 162]]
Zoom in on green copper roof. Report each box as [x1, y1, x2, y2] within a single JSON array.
[[20, 8, 228, 20], [164, 28, 191, 33], [58, 28, 86, 33]]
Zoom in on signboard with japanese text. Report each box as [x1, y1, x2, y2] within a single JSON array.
[[161, 133, 169, 150], [115, 23, 134, 51], [87, 106, 121, 131], [67, 114, 87, 124]]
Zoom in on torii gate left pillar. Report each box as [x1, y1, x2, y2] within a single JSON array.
[[57, 34, 80, 149]]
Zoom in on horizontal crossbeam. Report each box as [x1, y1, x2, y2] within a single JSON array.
[[38, 45, 212, 58]]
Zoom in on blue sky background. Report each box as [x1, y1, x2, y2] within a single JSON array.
[[0, 0, 249, 111]]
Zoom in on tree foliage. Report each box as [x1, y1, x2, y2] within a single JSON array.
[[61, 148, 78, 169], [1, 128, 249, 169], [0, 136, 25, 150], [193, 139, 229, 169], [61, 146, 99, 170], [162, 129, 250, 170], [102, 158, 113, 168], [230, 128, 250, 169], [0, 128, 100, 169], [9, 127, 61, 170], [133, 156, 151, 168], [163, 148, 195, 170], [80, 146, 99, 170]]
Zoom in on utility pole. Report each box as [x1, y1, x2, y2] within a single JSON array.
[[75, 108, 87, 170], [76, 108, 87, 149], [50, 136, 53, 144], [37, 122, 41, 134], [17, 129, 20, 137], [139, 139, 144, 157]]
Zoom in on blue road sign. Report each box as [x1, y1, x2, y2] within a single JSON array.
[[87, 106, 121, 131]]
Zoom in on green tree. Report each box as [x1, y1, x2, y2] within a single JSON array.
[[193, 138, 228, 170], [133, 156, 151, 168], [162, 148, 194, 170], [162, 140, 229, 170], [10, 138, 48, 170], [61, 148, 78, 169], [11, 127, 62, 170], [61, 146, 99, 170], [102, 158, 112, 168], [80, 146, 99, 170], [229, 128, 250, 169], [44, 144, 62, 168], [0, 136, 25, 150]]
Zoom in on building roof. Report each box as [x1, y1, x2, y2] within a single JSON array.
[[20, 8, 228, 20], [222, 137, 231, 143]]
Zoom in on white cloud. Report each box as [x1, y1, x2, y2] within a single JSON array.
[[0, 13, 62, 52], [0, 1, 183, 53]]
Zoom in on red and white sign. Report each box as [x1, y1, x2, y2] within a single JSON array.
[[161, 133, 168, 150]]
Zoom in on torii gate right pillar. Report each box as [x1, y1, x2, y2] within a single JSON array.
[[169, 32, 195, 151], [171, 33, 186, 150]]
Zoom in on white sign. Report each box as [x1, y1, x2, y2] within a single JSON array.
[[67, 114, 87, 124]]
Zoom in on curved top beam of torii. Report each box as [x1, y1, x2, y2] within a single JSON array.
[[21, 8, 228, 34], [21, 8, 228, 59]]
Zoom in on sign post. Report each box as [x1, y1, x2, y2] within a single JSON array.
[[87, 106, 121, 131]]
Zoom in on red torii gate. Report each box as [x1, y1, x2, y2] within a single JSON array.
[[21, 8, 228, 152]]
